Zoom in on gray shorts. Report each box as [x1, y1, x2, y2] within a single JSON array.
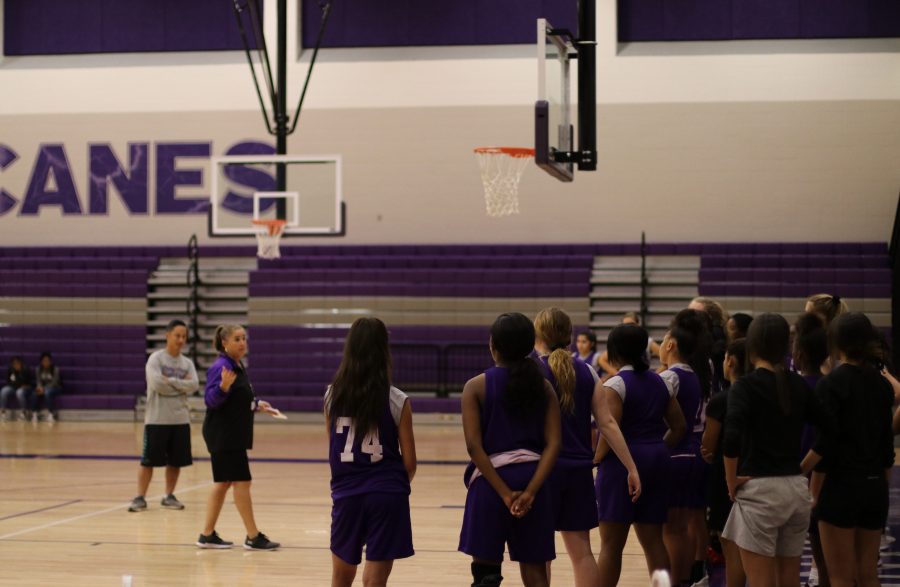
[[722, 476, 812, 558]]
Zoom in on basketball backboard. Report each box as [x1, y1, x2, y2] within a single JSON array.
[[535, 18, 576, 182], [208, 154, 344, 237]]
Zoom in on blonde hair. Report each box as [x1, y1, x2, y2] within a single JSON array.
[[690, 296, 729, 330], [806, 293, 849, 325], [622, 311, 641, 325], [214, 324, 244, 353], [534, 307, 576, 414]]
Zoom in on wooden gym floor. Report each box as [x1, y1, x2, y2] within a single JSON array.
[[0, 417, 664, 586]]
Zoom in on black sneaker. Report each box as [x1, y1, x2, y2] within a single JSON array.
[[244, 532, 280, 550], [196, 531, 234, 549], [127, 496, 147, 512]]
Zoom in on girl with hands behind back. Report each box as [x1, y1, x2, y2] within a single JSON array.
[[458, 313, 561, 587]]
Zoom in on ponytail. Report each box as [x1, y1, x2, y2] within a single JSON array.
[[534, 307, 577, 414], [745, 313, 792, 415], [505, 357, 547, 415], [774, 365, 792, 415], [548, 348, 577, 414]]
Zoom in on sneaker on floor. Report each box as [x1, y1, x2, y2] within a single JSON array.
[[882, 532, 896, 551], [31, 412, 38, 423], [17, 411, 26, 422], [160, 494, 185, 510], [47, 412, 55, 423], [244, 532, 280, 550], [127, 496, 147, 512], [690, 576, 709, 587], [196, 531, 233, 549], [805, 566, 819, 587], [0, 411, 8, 422]]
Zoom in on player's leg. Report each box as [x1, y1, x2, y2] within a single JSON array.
[[597, 522, 630, 585], [331, 554, 358, 587], [518, 562, 549, 587], [361, 560, 394, 587], [561, 530, 600, 587], [635, 522, 671, 575]]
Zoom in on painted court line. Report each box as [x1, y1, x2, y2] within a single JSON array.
[[0, 499, 82, 522], [0, 481, 211, 541], [0, 452, 469, 466]]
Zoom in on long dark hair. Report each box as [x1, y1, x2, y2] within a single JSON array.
[[327, 317, 392, 439], [793, 313, 828, 376], [745, 313, 792, 415], [830, 312, 883, 368], [669, 309, 714, 400], [607, 324, 650, 373], [491, 313, 546, 415]]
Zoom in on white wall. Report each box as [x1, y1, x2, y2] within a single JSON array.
[[0, 0, 898, 246]]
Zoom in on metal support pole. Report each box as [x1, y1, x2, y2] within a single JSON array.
[[275, 0, 288, 216], [577, 0, 597, 171]]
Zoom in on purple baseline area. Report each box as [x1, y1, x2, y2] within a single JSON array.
[[0, 499, 82, 522]]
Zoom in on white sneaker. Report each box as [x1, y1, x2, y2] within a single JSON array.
[[31, 412, 38, 423], [0, 411, 7, 422], [690, 576, 709, 587], [47, 412, 55, 423], [806, 566, 819, 587], [881, 532, 895, 551]]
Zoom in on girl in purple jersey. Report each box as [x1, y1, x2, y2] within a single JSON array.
[[595, 324, 686, 585], [459, 313, 561, 587], [534, 308, 640, 587], [659, 309, 713, 586], [326, 317, 417, 587]]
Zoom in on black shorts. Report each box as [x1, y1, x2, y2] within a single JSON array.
[[141, 424, 193, 468], [210, 450, 252, 483], [816, 473, 889, 531]]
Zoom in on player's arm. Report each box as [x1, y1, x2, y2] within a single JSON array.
[[461, 375, 515, 507], [598, 351, 616, 378], [511, 383, 561, 517], [398, 400, 417, 482], [592, 380, 641, 501]]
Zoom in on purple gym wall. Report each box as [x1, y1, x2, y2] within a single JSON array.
[[618, 0, 900, 42], [3, 0, 258, 56], [301, 0, 579, 48]]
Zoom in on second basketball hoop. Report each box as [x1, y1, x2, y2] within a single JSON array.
[[474, 147, 535, 217]]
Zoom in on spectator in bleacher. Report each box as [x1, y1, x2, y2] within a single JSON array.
[[725, 313, 753, 343], [128, 319, 199, 513], [1, 356, 35, 422], [805, 294, 849, 326], [33, 352, 62, 423]]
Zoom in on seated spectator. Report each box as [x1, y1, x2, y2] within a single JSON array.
[[34, 352, 63, 423], [1, 356, 35, 422]]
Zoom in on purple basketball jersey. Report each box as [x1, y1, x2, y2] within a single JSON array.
[[617, 369, 670, 443], [329, 386, 410, 500], [479, 366, 546, 456], [539, 356, 594, 466], [664, 366, 702, 454]]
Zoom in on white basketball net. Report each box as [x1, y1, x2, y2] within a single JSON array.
[[475, 148, 534, 217], [253, 221, 286, 259]]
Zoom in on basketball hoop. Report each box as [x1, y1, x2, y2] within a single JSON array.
[[474, 147, 534, 217], [251, 219, 287, 259]]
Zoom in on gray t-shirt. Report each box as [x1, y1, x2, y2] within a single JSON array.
[[145, 349, 199, 425]]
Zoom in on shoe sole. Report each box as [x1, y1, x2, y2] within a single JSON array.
[[160, 504, 185, 510], [243, 544, 280, 550], [196, 542, 233, 549], [127, 507, 147, 512]]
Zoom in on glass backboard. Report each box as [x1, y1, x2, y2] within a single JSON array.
[[208, 154, 343, 237], [535, 18, 575, 182]]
